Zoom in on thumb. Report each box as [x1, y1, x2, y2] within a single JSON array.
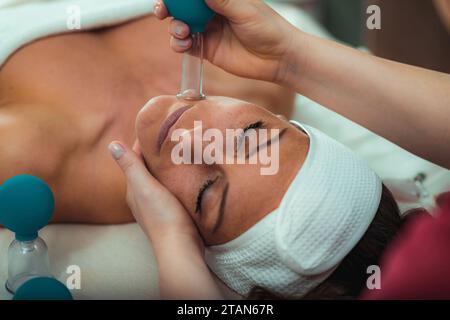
[[108, 141, 156, 192], [205, 0, 254, 21]]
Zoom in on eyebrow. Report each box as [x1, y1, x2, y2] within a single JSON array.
[[212, 182, 229, 234], [247, 127, 288, 159]]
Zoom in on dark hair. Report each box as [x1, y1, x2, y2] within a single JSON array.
[[247, 184, 402, 300]]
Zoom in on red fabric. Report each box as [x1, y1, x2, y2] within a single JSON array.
[[361, 194, 450, 300]]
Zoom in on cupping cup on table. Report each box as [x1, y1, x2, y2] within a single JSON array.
[[0, 175, 72, 300]]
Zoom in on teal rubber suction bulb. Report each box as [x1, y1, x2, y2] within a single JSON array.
[[0, 175, 55, 294], [164, 0, 216, 100], [164, 0, 215, 33], [0, 174, 54, 241], [13, 277, 73, 300]]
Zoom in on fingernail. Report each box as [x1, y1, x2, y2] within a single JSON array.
[[109, 142, 125, 160], [153, 2, 161, 15], [175, 25, 183, 36], [175, 38, 190, 47]]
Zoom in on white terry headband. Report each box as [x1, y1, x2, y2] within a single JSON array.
[[205, 121, 382, 297]]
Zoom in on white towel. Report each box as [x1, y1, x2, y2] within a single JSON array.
[[0, 0, 156, 67], [206, 122, 382, 297], [0, 0, 332, 69]]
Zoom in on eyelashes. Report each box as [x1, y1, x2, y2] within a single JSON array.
[[238, 120, 265, 151], [195, 176, 219, 214], [194, 121, 265, 215], [243, 120, 264, 133]]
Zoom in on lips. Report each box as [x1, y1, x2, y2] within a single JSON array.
[[157, 106, 191, 151]]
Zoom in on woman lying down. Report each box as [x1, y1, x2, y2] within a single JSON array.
[[109, 95, 402, 300], [0, 10, 401, 299]]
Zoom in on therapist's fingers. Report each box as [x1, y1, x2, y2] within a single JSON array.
[[169, 19, 190, 39], [170, 36, 192, 52], [109, 141, 195, 237], [153, 0, 169, 19], [108, 141, 158, 194]]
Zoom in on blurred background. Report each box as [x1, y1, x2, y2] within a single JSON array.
[[284, 0, 450, 73]]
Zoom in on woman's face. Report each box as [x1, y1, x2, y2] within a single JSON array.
[[136, 95, 309, 245]]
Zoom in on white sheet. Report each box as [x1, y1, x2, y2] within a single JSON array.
[[0, 224, 159, 300], [1, 1, 449, 300]]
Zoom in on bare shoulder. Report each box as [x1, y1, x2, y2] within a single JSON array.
[[0, 103, 67, 185]]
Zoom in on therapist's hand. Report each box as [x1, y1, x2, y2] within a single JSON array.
[[154, 0, 300, 83], [108, 141, 203, 251], [108, 141, 223, 299]]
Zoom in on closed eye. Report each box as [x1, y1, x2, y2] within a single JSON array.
[[238, 121, 265, 149], [195, 176, 219, 214], [243, 121, 264, 132]]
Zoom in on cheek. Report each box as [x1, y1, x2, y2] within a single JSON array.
[[155, 165, 216, 241], [211, 167, 276, 242], [153, 165, 203, 215], [137, 131, 158, 167]]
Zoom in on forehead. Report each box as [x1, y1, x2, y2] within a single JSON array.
[[198, 97, 276, 125], [195, 95, 266, 112], [138, 95, 272, 130], [138, 95, 234, 118], [193, 96, 265, 117]]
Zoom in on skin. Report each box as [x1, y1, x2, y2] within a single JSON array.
[[157, 0, 450, 169], [110, 95, 309, 299], [135, 95, 309, 245], [109, 0, 450, 299], [434, 0, 450, 32], [0, 0, 450, 298], [0, 15, 295, 224]]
